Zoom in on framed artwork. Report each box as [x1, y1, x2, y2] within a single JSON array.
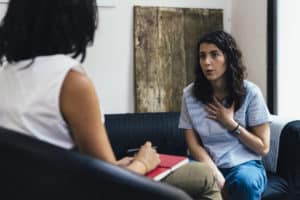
[[134, 6, 223, 112]]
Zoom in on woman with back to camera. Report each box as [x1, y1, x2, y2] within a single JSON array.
[[0, 0, 222, 199], [179, 30, 270, 200]]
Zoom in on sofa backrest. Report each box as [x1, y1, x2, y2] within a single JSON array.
[[277, 120, 300, 198], [0, 127, 192, 200], [105, 112, 187, 159], [104, 112, 300, 199]]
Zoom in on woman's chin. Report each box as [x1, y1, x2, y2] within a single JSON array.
[[205, 76, 216, 81]]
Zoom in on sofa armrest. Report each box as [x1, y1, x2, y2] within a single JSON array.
[[277, 120, 300, 198], [262, 115, 294, 173], [0, 127, 193, 200]]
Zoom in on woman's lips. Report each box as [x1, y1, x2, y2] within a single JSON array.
[[205, 70, 214, 76]]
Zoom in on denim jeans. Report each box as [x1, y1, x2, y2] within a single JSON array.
[[220, 160, 267, 200]]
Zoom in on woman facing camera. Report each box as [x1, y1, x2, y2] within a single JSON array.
[[0, 0, 221, 199], [179, 30, 270, 200]]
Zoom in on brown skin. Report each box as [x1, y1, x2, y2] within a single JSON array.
[[186, 43, 270, 198], [60, 70, 160, 175]]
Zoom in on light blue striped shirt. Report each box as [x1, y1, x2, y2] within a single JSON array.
[[179, 80, 271, 168]]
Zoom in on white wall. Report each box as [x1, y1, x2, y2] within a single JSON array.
[[231, 0, 267, 99], [86, 0, 232, 114], [277, 0, 300, 118], [0, 4, 6, 19], [0, 0, 268, 114]]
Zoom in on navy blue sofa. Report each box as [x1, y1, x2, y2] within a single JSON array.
[[0, 112, 299, 199], [104, 112, 300, 200], [0, 126, 192, 200]]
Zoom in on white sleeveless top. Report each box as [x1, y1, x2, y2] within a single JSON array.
[[0, 54, 86, 149]]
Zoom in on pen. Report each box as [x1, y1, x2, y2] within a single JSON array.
[[127, 146, 158, 153]]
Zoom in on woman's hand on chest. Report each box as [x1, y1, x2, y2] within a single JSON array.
[[205, 96, 238, 131]]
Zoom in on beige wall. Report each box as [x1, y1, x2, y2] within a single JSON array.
[[231, 0, 267, 99]]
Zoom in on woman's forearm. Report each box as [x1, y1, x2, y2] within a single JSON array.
[[227, 121, 270, 156], [127, 159, 147, 175]]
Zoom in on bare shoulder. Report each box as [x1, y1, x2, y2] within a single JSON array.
[[62, 69, 94, 98], [60, 69, 100, 123], [59, 70, 115, 162]]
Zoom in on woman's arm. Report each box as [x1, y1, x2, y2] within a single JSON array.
[[60, 70, 116, 162], [206, 97, 270, 156], [185, 129, 225, 189], [60, 70, 159, 174], [228, 122, 270, 156]]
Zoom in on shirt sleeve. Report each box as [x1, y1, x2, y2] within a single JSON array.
[[246, 86, 271, 127], [178, 95, 193, 129]]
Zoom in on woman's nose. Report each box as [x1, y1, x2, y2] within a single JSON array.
[[202, 56, 212, 66]]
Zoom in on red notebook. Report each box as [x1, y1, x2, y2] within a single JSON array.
[[146, 154, 189, 181]]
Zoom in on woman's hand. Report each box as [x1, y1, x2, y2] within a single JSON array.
[[117, 157, 134, 167], [134, 141, 160, 173], [205, 97, 237, 130]]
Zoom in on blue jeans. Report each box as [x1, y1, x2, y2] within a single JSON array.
[[219, 160, 267, 200]]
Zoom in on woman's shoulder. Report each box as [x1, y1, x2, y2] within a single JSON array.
[[182, 82, 203, 106], [243, 80, 265, 104], [244, 80, 262, 94], [183, 82, 194, 95]]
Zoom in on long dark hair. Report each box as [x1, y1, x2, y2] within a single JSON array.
[[193, 30, 246, 110], [0, 0, 98, 64]]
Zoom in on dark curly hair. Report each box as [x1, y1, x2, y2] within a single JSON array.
[[193, 30, 246, 110], [0, 0, 98, 64]]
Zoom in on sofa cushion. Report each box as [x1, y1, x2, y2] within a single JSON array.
[[262, 173, 289, 200]]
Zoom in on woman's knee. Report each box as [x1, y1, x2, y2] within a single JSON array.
[[187, 162, 214, 178], [235, 177, 259, 192], [164, 162, 221, 199], [163, 162, 215, 188], [184, 162, 216, 187], [226, 171, 264, 198]]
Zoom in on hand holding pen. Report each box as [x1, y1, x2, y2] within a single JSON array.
[[133, 141, 160, 173], [127, 145, 158, 154]]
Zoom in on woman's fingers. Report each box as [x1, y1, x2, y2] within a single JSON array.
[[207, 103, 218, 111], [205, 105, 217, 115], [213, 96, 223, 107], [144, 141, 152, 147]]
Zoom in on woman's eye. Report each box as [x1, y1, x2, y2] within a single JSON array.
[[199, 54, 206, 60], [211, 52, 219, 58]]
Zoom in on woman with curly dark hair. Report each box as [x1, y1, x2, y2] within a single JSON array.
[[179, 31, 270, 200]]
